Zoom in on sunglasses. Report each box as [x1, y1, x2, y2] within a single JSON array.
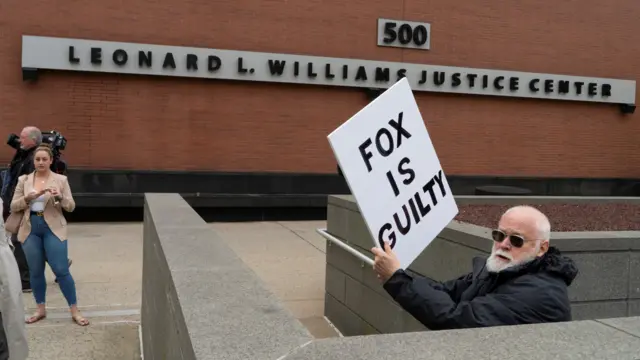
[[491, 229, 526, 248]]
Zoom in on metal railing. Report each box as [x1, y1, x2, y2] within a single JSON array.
[[315, 228, 374, 267]]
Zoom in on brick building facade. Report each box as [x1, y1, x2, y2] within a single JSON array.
[[1, 0, 638, 180]]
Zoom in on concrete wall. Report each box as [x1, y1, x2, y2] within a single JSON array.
[[141, 193, 640, 359], [325, 195, 640, 335], [140, 193, 314, 359]]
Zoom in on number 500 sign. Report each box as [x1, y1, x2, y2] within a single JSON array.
[[377, 18, 431, 51]]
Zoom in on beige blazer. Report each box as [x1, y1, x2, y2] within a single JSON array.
[[9, 172, 75, 243]]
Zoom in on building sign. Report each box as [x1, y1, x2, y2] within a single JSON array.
[[21, 35, 636, 105], [377, 18, 431, 51]]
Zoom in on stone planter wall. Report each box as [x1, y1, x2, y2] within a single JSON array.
[[140, 193, 640, 359], [324, 195, 640, 336]]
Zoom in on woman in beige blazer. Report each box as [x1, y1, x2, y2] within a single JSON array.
[[10, 144, 89, 326]]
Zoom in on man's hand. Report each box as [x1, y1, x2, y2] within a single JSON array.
[[371, 241, 401, 283]]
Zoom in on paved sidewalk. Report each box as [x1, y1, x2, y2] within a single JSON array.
[[211, 220, 339, 339], [22, 223, 142, 360]]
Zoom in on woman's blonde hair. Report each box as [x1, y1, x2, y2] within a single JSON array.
[[34, 143, 54, 159]]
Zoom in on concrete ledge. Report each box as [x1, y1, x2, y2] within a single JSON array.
[[329, 194, 640, 208], [454, 195, 640, 205], [141, 193, 314, 360], [142, 193, 640, 359], [283, 319, 640, 359]]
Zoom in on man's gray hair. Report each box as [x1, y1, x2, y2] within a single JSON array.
[[503, 205, 551, 244], [23, 126, 42, 145]]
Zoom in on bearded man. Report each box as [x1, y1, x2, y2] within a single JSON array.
[[372, 205, 579, 330]]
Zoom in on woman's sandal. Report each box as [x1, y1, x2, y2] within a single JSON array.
[[25, 313, 46, 324], [72, 314, 90, 326]]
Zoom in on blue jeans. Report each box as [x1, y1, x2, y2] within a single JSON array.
[[21, 214, 77, 306]]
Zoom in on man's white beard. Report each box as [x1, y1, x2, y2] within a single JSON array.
[[486, 248, 538, 273]]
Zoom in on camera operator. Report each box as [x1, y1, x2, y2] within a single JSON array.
[[1, 126, 42, 293]]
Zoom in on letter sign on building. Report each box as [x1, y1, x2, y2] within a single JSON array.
[[377, 18, 431, 51], [21, 35, 636, 107]]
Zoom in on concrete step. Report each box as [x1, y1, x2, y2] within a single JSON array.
[[26, 320, 141, 360], [25, 307, 141, 360]]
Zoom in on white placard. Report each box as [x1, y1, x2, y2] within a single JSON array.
[[328, 77, 459, 269]]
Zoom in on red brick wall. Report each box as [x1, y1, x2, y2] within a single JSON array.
[[0, 0, 638, 177]]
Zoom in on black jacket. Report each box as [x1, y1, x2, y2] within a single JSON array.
[[1, 148, 35, 217], [383, 246, 579, 330]]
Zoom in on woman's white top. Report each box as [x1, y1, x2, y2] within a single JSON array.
[[29, 193, 46, 212]]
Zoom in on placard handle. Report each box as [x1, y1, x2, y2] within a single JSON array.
[[316, 228, 375, 267]]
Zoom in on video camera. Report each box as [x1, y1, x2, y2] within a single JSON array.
[[6, 130, 67, 158], [6, 130, 68, 174], [41, 130, 67, 159], [6, 133, 19, 150]]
